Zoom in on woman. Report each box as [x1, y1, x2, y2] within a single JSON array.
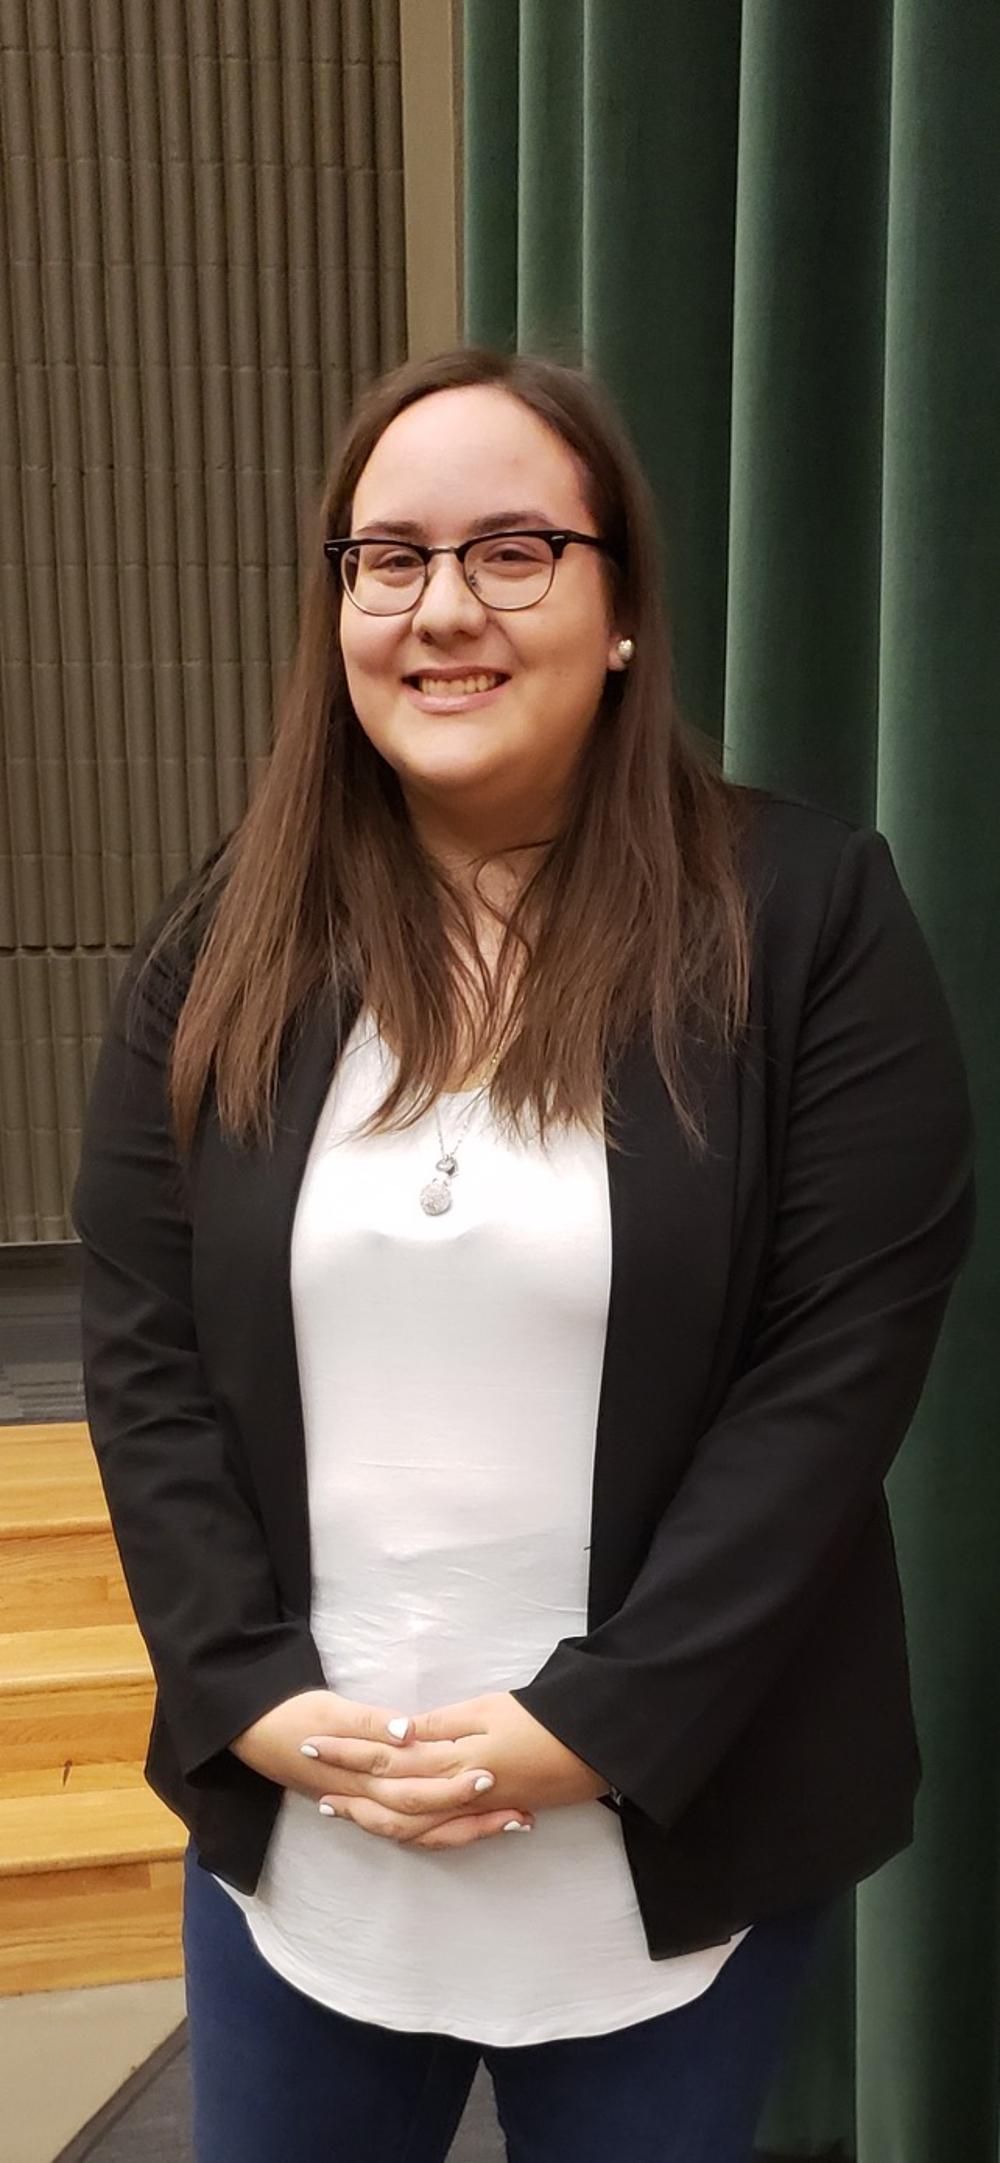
[[72, 347, 975, 2163]]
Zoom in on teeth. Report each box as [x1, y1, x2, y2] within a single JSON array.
[[414, 674, 505, 697]]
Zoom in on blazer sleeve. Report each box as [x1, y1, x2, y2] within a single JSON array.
[[71, 865, 327, 1783], [511, 823, 977, 1834]]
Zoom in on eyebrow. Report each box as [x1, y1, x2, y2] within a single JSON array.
[[352, 509, 559, 540]]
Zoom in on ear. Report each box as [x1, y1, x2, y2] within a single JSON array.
[[606, 633, 634, 674]]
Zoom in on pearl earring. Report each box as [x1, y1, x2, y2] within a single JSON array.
[[617, 637, 635, 664]]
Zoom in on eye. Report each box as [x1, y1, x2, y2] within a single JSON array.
[[367, 548, 421, 573], [481, 539, 548, 565]]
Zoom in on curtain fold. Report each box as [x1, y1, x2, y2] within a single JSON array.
[[464, 4, 1000, 2157]]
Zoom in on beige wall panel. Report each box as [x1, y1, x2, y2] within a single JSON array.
[[0, 1, 407, 1241], [0, 959, 34, 1240], [400, 0, 463, 357]]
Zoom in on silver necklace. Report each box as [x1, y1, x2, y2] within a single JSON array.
[[419, 1051, 500, 1217]]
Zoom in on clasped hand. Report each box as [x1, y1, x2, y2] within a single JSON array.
[[231, 1688, 610, 1851]]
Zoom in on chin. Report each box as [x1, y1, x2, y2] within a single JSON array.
[[389, 735, 504, 787], [404, 756, 503, 793]]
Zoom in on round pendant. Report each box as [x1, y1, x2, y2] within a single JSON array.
[[420, 1177, 453, 1216]]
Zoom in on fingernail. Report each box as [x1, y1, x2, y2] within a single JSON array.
[[503, 1820, 532, 1833], [300, 1743, 320, 1758], [473, 1774, 494, 1793], [318, 1802, 336, 1816], [386, 1717, 411, 1740]]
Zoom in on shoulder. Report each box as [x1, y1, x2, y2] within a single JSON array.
[[727, 785, 926, 1022], [731, 783, 887, 908], [733, 782, 860, 885], [115, 834, 234, 1042], [139, 834, 232, 963]]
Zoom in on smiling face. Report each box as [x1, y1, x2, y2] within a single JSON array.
[[339, 384, 629, 863]]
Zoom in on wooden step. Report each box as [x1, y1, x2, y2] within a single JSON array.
[[0, 1784, 185, 1877], [0, 1422, 131, 1631], [0, 1425, 184, 1993], [1, 1759, 149, 1800], [0, 1423, 103, 1522], [2, 1525, 132, 1633], [0, 1624, 154, 1781], [0, 1785, 184, 1992]]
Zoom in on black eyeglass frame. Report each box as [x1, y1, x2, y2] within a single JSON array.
[[323, 528, 619, 613]]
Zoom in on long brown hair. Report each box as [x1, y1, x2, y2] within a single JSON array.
[[135, 346, 760, 1163]]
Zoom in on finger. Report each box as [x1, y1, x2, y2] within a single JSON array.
[[317, 1796, 532, 1845], [412, 1812, 535, 1850], [300, 1737, 462, 1778], [406, 1703, 488, 1746], [331, 1703, 416, 1746], [317, 1795, 473, 1843], [319, 1770, 496, 1816]]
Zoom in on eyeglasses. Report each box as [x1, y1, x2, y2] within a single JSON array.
[[323, 529, 617, 615]]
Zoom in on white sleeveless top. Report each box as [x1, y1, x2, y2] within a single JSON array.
[[217, 1007, 749, 2043]]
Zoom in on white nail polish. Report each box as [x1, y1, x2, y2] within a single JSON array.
[[503, 1820, 531, 1833], [386, 1717, 411, 1739], [473, 1774, 494, 1793], [300, 1743, 320, 1758], [318, 1802, 336, 1816]]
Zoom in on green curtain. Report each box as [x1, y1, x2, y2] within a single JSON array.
[[464, 4, 1000, 2159]]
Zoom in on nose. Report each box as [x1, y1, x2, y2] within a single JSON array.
[[410, 552, 488, 640]]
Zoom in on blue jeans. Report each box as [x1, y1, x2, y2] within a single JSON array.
[[182, 1844, 827, 2163]]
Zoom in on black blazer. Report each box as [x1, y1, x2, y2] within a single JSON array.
[[71, 790, 976, 1958]]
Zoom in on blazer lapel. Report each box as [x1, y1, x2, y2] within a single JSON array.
[[191, 987, 361, 1610], [589, 1028, 738, 1625]]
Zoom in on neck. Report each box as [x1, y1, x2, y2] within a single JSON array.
[[389, 793, 549, 1080], [402, 779, 562, 893]]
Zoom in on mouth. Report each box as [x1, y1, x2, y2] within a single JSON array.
[[402, 669, 511, 712]]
